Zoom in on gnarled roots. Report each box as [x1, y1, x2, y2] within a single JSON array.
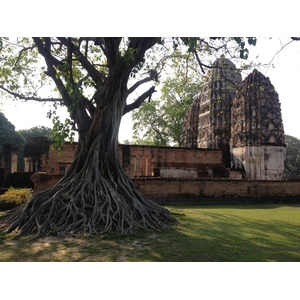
[[0, 173, 177, 236]]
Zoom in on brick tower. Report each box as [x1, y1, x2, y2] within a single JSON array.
[[197, 56, 242, 150], [230, 69, 286, 180], [181, 57, 242, 152]]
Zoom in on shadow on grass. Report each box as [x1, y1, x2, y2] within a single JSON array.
[[0, 205, 300, 262], [159, 205, 300, 262]]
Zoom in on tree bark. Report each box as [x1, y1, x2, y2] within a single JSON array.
[[0, 74, 177, 236]]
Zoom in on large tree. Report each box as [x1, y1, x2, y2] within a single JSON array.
[[0, 37, 256, 235]]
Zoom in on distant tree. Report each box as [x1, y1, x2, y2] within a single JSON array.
[[0, 112, 25, 170], [0, 112, 23, 145], [16, 126, 53, 171], [121, 139, 131, 145], [132, 52, 202, 146], [132, 100, 168, 146], [0, 115, 53, 171], [18, 126, 53, 142], [284, 135, 300, 178]]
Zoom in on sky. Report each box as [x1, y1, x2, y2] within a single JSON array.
[[1, 37, 300, 142]]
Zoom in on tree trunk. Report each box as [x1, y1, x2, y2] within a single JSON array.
[[0, 79, 177, 236]]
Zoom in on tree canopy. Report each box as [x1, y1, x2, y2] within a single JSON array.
[[0, 112, 25, 169], [284, 135, 300, 178], [18, 126, 53, 142], [0, 37, 257, 235], [0, 37, 257, 138], [0, 113, 53, 171], [0, 112, 25, 147], [132, 51, 202, 146]]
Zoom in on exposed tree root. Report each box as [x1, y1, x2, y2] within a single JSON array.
[[0, 37, 181, 236], [0, 167, 177, 236], [0, 94, 179, 236]]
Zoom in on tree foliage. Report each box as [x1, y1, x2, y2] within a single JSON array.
[[17, 126, 53, 171], [132, 51, 202, 146], [0, 112, 25, 169], [18, 126, 53, 142], [0, 37, 257, 236], [284, 135, 300, 178], [0, 113, 53, 171], [0, 112, 25, 146]]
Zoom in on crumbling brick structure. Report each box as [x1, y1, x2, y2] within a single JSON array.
[[24, 137, 77, 175], [181, 58, 286, 181], [197, 56, 242, 151], [24, 140, 227, 180], [230, 69, 286, 180]]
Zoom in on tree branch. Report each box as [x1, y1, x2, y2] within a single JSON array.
[[0, 85, 62, 102], [127, 38, 158, 67], [32, 37, 63, 68], [193, 50, 206, 74], [127, 70, 158, 95], [81, 96, 96, 118], [33, 38, 99, 134], [265, 38, 296, 74], [14, 45, 36, 67], [123, 86, 156, 115], [33, 37, 74, 109], [98, 38, 122, 67], [57, 37, 105, 84]]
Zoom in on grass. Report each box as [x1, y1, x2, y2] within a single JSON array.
[[0, 204, 300, 261]]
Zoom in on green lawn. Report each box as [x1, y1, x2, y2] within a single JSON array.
[[1, 204, 300, 261]]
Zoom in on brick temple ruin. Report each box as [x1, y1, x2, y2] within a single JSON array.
[[23, 58, 286, 184], [22, 138, 300, 202], [13, 57, 297, 201], [181, 57, 286, 181], [24, 141, 227, 181]]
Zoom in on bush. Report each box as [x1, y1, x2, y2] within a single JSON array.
[[0, 187, 32, 211]]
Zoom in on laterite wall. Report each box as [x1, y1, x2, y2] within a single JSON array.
[[30, 174, 300, 205], [132, 178, 300, 204]]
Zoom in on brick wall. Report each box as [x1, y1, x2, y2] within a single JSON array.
[[31, 172, 300, 204], [119, 144, 225, 178], [33, 142, 225, 179], [42, 143, 77, 175], [133, 178, 300, 204], [126, 145, 223, 166], [29, 141, 300, 204]]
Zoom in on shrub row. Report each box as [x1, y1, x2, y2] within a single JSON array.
[[0, 187, 32, 211]]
